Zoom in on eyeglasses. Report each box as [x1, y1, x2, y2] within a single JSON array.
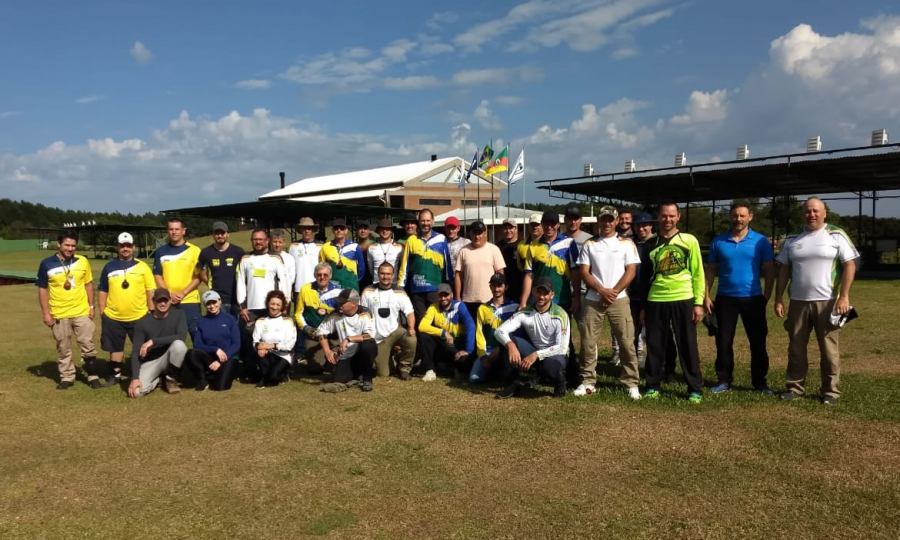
[[315, 273, 331, 278]]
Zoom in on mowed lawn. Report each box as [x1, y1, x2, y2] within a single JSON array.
[[1, 247, 899, 539]]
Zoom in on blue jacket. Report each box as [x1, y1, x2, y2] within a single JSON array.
[[193, 311, 240, 359]]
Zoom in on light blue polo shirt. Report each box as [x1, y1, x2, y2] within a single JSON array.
[[708, 229, 775, 297]]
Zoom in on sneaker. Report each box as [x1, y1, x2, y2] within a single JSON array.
[[398, 372, 411, 381], [710, 382, 731, 394], [756, 387, 774, 395], [256, 380, 266, 389], [780, 391, 800, 401], [105, 372, 121, 387], [572, 384, 595, 396], [610, 352, 620, 366], [688, 392, 702, 404], [626, 387, 641, 400], [553, 382, 567, 398], [89, 379, 105, 390], [163, 377, 180, 394], [362, 381, 373, 392], [821, 396, 837, 406], [422, 370, 437, 382], [643, 388, 660, 399], [56, 381, 73, 390], [495, 383, 520, 399], [195, 380, 209, 392]]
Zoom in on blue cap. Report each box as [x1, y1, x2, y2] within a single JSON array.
[[540, 211, 560, 224], [632, 212, 654, 224]]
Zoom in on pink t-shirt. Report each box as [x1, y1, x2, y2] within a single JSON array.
[[457, 243, 506, 303]]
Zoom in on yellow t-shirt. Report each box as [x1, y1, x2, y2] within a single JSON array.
[[153, 242, 201, 304], [36, 254, 93, 319], [98, 259, 155, 322]]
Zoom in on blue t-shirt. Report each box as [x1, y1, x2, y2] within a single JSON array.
[[708, 229, 775, 297]]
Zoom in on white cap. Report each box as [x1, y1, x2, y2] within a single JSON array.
[[202, 290, 221, 304], [528, 213, 542, 224], [118, 232, 134, 244]]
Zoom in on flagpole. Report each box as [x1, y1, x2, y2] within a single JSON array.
[[506, 144, 511, 219]]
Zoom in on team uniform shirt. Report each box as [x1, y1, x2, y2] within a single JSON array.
[[708, 229, 775, 298], [294, 280, 342, 332], [495, 303, 571, 360], [236, 252, 290, 310], [153, 243, 202, 304], [475, 299, 518, 357], [252, 316, 298, 363], [456, 243, 506, 303], [36, 254, 93, 319], [397, 231, 454, 294], [197, 244, 245, 305], [447, 237, 471, 268], [360, 286, 415, 342], [315, 307, 376, 361], [367, 241, 404, 285], [639, 232, 705, 305], [289, 241, 323, 292], [319, 240, 365, 292], [98, 259, 155, 321], [275, 251, 296, 294], [577, 235, 640, 303], [418, 299, 476, 353], [524, 233, 579, 307], [776, 225, 859, 302]]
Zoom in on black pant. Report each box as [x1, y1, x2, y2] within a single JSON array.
[[419, 334, 471, 374], [239, 309, 268, 378], [497, 335, 567, 388], [713, 295, 769, 388], [632, 299, 677, 375], [334, 339, 377, 384], [185, 349, 240, 391], [410, 291, 439, 361], [259, 352, 291, 386], [644, 299, 703, 393]]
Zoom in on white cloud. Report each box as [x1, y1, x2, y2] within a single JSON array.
[[235, 79, 272, 89], [76, 95, 104, 104], [280, 41, 423, 90], [670, 89, 728, 125], [12, 166, 38, 182], [382, 76, 441, 90], [452, 66, 544, 86], [425, 11, 459, 31], [88, 138, 145, 158], [420, 42, 454, 55], [130, 41, 153, 64], [381, 39, 418, 61], [611, 47, 639, 60], [0, 111, 23, 119], [473, 100, 502, 130]]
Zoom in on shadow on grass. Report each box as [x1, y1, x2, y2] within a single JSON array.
[[26, 359, 84, 385]]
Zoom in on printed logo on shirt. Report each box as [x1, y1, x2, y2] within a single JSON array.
[[226, 258, 234, 266], [655, 245, 688, 276], [212, 259, 221, 267], [253, 268, 267, 278], [795, 242, 803, 250]]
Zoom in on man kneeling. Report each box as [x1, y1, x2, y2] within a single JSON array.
[[494, 277, 571, 399], [128, 288, 188, 398], [316, 289, 377, 392]]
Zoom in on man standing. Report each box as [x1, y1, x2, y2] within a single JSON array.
[[520, 211, 579, 315], [319, 218, 365, 291], [638, 202, 705, 403], [417, 283, 475, 382], [495, 277, 571, 399], [444, 216, 470, 267], [316, 289, 378, 392], [289, 217, 322, 294], [564, 204, 593, 254], [98, 232, 155, 385], [37, 230, 103, 389], [454, 220, 505, 319], [367, 218, 403, 284], [153, 218, 201, 337], [617, 210, 634, 239], [197, 221, 245, 315], [360, 262, 417, 380], [705, 201, 776, 394], [774, 197, 858, 405], [127, 288, 188, 398], [397, 213, 418, 245], [355, 221, 375, 289], [270, 230, 296, 298], [397, 208, 454, 326], [294, 262, 342, 375], [515, 214, 543, 301], [471, 273, 518, 384], [496, 218, 524, 304], [575, 206, 641, 400]]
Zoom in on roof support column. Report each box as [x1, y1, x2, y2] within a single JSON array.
[[858, 192, 864, 247]]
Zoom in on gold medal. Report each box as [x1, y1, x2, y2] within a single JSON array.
[[63, 281, 72, 290]]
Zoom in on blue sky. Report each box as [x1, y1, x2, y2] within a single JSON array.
[[1, 0, 899, 216]]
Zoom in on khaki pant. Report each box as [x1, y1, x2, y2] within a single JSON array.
[[784, 299, 841, 398], [578, 297, 639, 388], [135, 340, 187, 397], [303, 338, 340, 374], [375, 327, 417, 377], [50, 315, 98, 382]]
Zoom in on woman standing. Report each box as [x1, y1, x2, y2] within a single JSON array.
[[185, 291, 241, 391], [252, 290, 297, 388]]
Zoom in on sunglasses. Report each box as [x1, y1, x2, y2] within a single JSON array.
[[155, 297, 171, 304], [333, 226, 347, 231], [119, 243, 134, 248]]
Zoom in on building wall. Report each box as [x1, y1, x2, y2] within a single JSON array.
[[396, 184, 502, 214]]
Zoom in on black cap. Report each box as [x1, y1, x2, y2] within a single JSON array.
[[399, 213, 417, 224], [436, 283, 453, 295], [632, 211, 654, 224], [336, 288, 360, 304], [331, 218, 347, 228], [470, 220, 486, 233], [533, 276, 554, 293], [489, 273, 506, 285], [356, 221, 370, 230], [541, 211, 560, 224], [152, 287, 171, 302], [212, 221, 228, 233], [564, 204, 582, 219]]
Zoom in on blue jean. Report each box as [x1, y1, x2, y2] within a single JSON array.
[[174, 303, 201, 338], [498, 336, 567, 387]]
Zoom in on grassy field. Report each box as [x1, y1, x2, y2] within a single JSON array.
[[1, 247, 899, 539]]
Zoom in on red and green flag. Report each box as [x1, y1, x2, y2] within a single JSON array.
[[485, 146, 509, 175]]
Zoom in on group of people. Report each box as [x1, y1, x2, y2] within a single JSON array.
[[37, 196, 858, 404]]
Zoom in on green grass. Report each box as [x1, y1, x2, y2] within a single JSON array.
[[1, 249, 899, 539]]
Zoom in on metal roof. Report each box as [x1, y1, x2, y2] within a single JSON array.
[[288, 187, 401, 203], [537, 144, 900, 205], [163, 199, 406, 222]]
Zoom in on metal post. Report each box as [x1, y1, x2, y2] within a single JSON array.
[[871, 190, 877, 245], [858, 192, 864, 247]]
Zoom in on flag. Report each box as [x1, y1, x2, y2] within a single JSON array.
[[486, 146, 509, 175], [508, 148, 525, 185], [459, 151, 477, 190], [478, 144, 493, 168]]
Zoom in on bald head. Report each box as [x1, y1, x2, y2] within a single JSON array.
[[803, 197, 827, 231]]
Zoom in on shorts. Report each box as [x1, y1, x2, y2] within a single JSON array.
[[100, 314, 136, 353]]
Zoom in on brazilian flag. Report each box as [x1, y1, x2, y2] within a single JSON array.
[[478, 144, 493, 168]]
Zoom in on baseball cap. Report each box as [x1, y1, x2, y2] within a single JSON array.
[[336, 288, 360, 304], [152, 288, 171, 302], [533, 276, 554, 293], [331, 218, 347, 228], [296, 217, 318, 229], [117, 232, 134, 244], [470, 220, 487, 233], [212, 221, 228, 233], [529, 213, 543, 224], [632, 212, 654, 224], [502, 218, 517, 227], [445, 216, 460, 228], [489, 273, 507, 285], [564, 204, 582, 219], [356, 221, 371, 230], [376, 218, 393, 230], [400, 212, 417, 224], [202, 290, 221, 304], [436, 283, 453, 295], [598, 205, 619, 219], [541, 211, 560, 224]]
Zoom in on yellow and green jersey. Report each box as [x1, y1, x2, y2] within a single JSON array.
[[524, 233, 579, 307], [319, 240, 365, 291], [153, 242, 201, 304], [418, 299, 476, 353], [98, 259, 155, 322], [638, 232, 705, 304], [36, 254, 93, 319], [397, 231, 453, 294], [475, 298, 518, 357], [294, 280, 342, 331]]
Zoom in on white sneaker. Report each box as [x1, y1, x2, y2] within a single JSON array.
[[573, 384, 595, 396], [626, 386, 641, 400], [422, 370, 437, 382], [611, 353, 621, 366]]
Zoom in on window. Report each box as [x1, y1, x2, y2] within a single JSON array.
[[481, 200, 497, 207], [419, 198, 451, 206], [462, 200, 479, 207]]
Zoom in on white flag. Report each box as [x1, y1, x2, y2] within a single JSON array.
[[508, 148, 525, 185]]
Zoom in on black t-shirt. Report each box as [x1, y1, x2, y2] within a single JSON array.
[[197, 244, 246, 304], [496, 239, 523, 301]]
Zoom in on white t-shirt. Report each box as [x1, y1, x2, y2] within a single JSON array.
[[252, 316, 297, 363], [776, 225, 859, 301], [236, 252, 290, 310], [289, 241, 322, 292], [576, 234, 640, 302], [448, 237, 471, 269], [277, 251, 296, 291], [315, 307, 376, 360], [360, 286, 414, 342], [367, 241, 403, 285]]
